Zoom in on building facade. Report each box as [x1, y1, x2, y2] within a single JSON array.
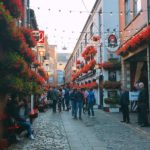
[[115, 0, 150, 111], [65, 0, 120, 109]]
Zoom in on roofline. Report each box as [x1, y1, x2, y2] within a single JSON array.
[[65, 0, 100, 70]]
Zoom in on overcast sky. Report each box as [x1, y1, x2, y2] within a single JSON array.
[[30, 0, 96, 53]]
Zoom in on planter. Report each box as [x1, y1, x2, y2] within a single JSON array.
[[103, 107, 120, 112]]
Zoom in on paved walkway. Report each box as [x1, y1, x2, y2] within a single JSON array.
[[5, 108, 150, 150]]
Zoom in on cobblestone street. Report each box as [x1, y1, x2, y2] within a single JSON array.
[[6, 108, 150, 150]]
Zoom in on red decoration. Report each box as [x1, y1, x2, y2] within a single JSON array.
[[2, 0, 24, 18], [116, 25, 150, 55], [21, 27, 37, 48], [92, 35, 100, 42], [38, 67, 49, 81], [82, 45, 97, 60]]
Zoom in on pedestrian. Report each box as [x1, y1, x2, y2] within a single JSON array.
[[119, 87, 130, 123], [70, 89, 77, 117], [61, 87, 65, 111], [87, 88, 95, 117], [74, 88, 84, 120], [57, 89, 62, 112], [83, 88, 88, 113], [47, 87, 53, 108], [51, 87, 58, 113], [137, 82, 149, 127], [64, 87, 70, 111]]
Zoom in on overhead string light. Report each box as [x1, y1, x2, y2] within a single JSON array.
[[30, 6, 146, 15], [31, 7, 148, 16], [42, 27, 144, 35]]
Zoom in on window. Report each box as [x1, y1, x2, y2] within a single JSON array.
[[80, 42, 83, 53], [108, 71, 116, 81], [125, 0, 130, 25], [90, 23, 94, 37], [99, 10, 102, 33], [85, 34, 87, 45], [134, 0, 141, 16]]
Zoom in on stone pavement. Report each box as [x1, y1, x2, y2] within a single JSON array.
[[5, 108, 150, 150]]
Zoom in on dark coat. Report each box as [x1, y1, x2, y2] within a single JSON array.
[[119, 91, 129, 106], [75, 91, 84, 102], [138, 88, 148, 104], [70, 91, 76, 101]]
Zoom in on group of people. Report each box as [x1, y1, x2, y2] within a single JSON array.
[[119, 82, 149, 127], [47, 86, 96, 120]]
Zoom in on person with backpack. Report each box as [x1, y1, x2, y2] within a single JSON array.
[[87, 88, 95, 117]]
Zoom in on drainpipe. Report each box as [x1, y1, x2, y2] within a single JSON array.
[[147, 0, 150, 118]]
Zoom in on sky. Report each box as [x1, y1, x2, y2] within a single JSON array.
[[30, 0, 96, 53]]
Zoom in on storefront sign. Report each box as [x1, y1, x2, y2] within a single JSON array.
[[129, 91, 139, 101]]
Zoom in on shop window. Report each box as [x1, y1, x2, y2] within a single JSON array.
[[108, 71, 116, 81]]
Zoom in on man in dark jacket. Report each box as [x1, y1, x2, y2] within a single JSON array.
[[138, 82, 149, 127], [120, 87, 130, 123], [74, 89, 84, 120]]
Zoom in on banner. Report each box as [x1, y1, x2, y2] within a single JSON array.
[[129, 91, 139, 101]]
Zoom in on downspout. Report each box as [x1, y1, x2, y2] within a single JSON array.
[[147, 0, 150, 117]]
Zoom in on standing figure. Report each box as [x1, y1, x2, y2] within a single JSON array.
[[51, 87, 58, 113], [137, 82, 149, 127], [57, 89, 62, 112], [64, 87, 70, 111], [119, 87, 130, 123], [74, 89, 84, 120], [83, 89, 89, 113], [70, 89, 76, 117], [61, 87, 65, 110], [87, 88, 95, 117]]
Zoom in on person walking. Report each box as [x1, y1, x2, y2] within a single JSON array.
[[83, 89, 88, 113], [57, 89, 62, 112], [51, 87, 58, 113], [137, 82, 149, 127], [64, 87, 70, 111], [70, 89, 77, 117], [87, 88, 95, 117], [119, 87, 130, 123], [61, 87, 65, 111]]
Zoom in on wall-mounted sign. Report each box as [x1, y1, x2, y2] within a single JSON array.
[[106, 34, 119, 52], [32, 30, 44, 44]]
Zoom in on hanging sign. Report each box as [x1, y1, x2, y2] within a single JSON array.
[[32, 30, 45, 44]]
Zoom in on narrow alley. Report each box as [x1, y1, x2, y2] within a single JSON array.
[[6, 109, 150, 150]]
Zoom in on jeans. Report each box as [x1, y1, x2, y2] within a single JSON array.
[[71, 100, 76, 116], [121, 105, 130, 122], [88, 102, 94, 116], [17, 120, 32, 136], [75, 101, 83, 118]]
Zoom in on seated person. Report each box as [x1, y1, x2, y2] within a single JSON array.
[[8, 96, 35, 140]]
